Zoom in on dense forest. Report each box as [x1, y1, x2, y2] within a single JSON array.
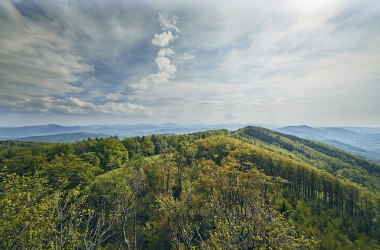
[[1, 126, 379, 249]]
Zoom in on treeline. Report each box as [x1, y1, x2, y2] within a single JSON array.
[[0, 128, 379, 249]]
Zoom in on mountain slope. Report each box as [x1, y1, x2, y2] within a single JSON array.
[[0, 124, 88, 139], [276, 125, 380, 163], [235, 126, 380, 192], [323, 139, 380, 163], [1, 126, 379, 249], [276, 125, 327, 140]]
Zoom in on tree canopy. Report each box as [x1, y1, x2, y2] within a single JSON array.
[[0, 127, 379, 249]]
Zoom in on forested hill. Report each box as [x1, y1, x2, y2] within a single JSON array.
[[275, 125, 380, 163], [0, 127, 379, 249], [235, 126, 380, 192]]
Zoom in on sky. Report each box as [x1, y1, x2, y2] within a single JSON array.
[[0, 0, 379, 127]]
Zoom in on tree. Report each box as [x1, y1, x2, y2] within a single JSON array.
[[196, 157, 315, 249], [79, 138, 128, 170], [42, 153, 101, 189], [0, 172, 57, 249], [90, 158, 147, 249]]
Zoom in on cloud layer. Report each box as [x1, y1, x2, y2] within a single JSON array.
[[0, 0, 379, 126]]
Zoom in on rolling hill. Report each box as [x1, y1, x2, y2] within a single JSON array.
[[235, 126, 380, 192], [1, 126, 379, 249], [276, 125, 380, 163]]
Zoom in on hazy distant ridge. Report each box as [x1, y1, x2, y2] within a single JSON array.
[[0, 123, 248, 140], [276, 125, 380, 163], [15, 133, 109, 143]]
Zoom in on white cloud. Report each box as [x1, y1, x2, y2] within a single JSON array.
[[152, 31, 175, 47], [0, 0, 94, 96], [5, 96, 151, 116], [155, 57, 176, 75], [1, 0, 380, 126], [130, 68, 176, 91], [96, 101, 149, 115], [130, 55, 177, 90], [0, 0, 153, 100], [130, 13, 184, 90], [158, 48, 175, 57], [105, 92, 126, 101], [180, 53, 195, 61], [158, 12, 180, 32]]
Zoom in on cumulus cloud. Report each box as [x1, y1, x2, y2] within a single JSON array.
[[152, 31, 175, 47], [155, 57, 176, 75], [158, 48, 175, 57], [130, 54, 177, 90], [130, 13, 182, 90], [158, 12, 180, 32]]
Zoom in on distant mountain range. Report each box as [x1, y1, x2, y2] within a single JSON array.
[[16, 133, 110, 143], [276, 125, 380, 163], [0, 123, 248, 142], [1, 123, 380, 163]]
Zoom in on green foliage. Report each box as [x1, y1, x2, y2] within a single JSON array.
[[0, 127, 379, 249], [75, 137, 129, 170], [1, 150, 46, 175], [237, 126, 380, 192], [122, 136, 155, 157], [0, 172, 57, 249], [90, 158, 148, 249], [196, 157, 316, 249], [42, 153, 102, 189]]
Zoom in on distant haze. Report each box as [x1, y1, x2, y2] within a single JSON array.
[[0, 0, 379, 127]]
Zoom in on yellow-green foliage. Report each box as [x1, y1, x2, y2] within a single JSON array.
[[0, 128, 379, 249]]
